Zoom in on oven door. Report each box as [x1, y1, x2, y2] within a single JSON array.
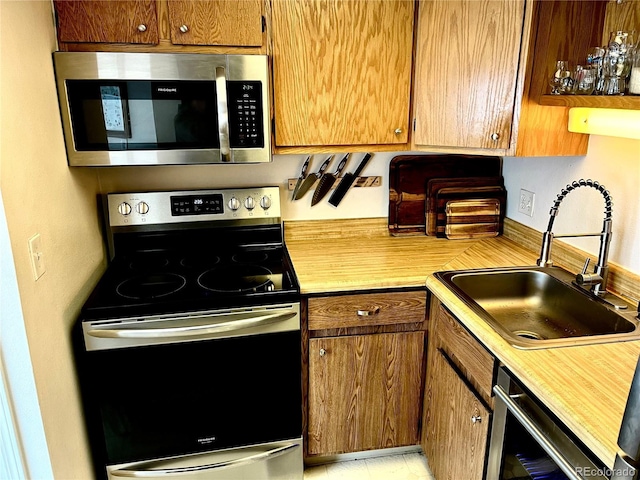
[[77, 304, 302, 476], [486, 367, 608, 480]]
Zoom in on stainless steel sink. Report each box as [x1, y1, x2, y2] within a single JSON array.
[[435, 266, 640, 349]]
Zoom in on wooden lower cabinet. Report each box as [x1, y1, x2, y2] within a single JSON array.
[[423, 299, 496, 480], [424, 349, 490, 480], [307, 331, 424, 455]]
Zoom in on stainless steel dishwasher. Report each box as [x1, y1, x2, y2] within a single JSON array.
[[486, 366, 608, 480]]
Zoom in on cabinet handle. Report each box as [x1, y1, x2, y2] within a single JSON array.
[[179, 24, 189, 33], [319, 348, 326, 357], [394, 128, 403, 135], [137, 24, 147, 32], [490, 132, 500, 142], [357, 307, 380, 317], [471, 415, 482, 423]]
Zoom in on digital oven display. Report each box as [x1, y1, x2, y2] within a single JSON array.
[[170, 194, 224, 216]]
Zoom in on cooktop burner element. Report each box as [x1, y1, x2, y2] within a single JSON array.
[[198, 265, 273, 292], [129, 255, 170, 271], [232, 251, 269, 264], [116, 273, 187, 300], [179, 254, 221, 269], [80, 187, 299, 320]]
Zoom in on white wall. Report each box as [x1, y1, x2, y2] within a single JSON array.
[[0, 1, 106, 478], [97, 151, 396, 220], [503, 135, 640, 274], [99, 136, 640, 275]]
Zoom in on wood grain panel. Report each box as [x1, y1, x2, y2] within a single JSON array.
[[307, 332, 424, 455], [412, 0, 525, 150], [309, 322, 427, 339], [424, 349, 490, 480], [514, 0, 591, 157], [271, 0, 414, 146], [435, 304, 495, 406], [55, 0, 159, 44], [167, 0, 263, 46], [602, 0, 640, 46], [308, 291, 427, 330]]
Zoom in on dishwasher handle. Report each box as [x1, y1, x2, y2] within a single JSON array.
[[493, 384, 583, 480]]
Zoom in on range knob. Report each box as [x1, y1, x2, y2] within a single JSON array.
[[260, 196, 272, 210], [136, 202, 149, 215], [244, 196, 256, 210], [228, 197, 241, 211], [117, 202, 132, 216]]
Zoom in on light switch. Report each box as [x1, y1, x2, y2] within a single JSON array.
[[28, 234, 46, 280]]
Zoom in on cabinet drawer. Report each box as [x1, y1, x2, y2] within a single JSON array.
[[308, 291, 426, 330], [435, 304, 495, 405]]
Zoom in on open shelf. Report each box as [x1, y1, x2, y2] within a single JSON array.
[[539, 94, 640, 110]]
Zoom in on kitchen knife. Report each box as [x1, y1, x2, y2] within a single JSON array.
[[328, 153, 372, 207], [291, 155, 311, 200], [293, 155, 333, 200], [311, 153, 350, 206]]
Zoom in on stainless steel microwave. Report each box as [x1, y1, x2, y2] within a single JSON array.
[[53, 52, 271, 166]]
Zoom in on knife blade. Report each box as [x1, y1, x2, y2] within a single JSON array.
[[291, 155, 311, 200], [311, 153, 350, 206], [328, 153, 373, 207], [293, 155, 333, 200]]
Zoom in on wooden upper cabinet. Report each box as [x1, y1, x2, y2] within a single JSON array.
[[167, 0, 263, 46], [412, 0, 526, 152], [271, 0, 415, 148], [54, 0, 159, 44]]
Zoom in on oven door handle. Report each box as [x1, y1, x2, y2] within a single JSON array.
[[109, 442, 299, 477], [493, 384, 583, 480], [87, 311, 297, 339]]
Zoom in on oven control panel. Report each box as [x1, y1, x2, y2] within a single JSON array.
[[107, 187, 281, 227]]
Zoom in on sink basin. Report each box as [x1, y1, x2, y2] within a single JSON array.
[[435, 266, 640, 349]]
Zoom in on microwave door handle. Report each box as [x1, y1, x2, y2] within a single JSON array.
[[215, 66, 231, 162], [493, 385, 583, 480], [109, 442, 299, 477]]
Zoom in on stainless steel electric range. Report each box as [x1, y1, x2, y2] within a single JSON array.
[[74, 187, 303, 480]]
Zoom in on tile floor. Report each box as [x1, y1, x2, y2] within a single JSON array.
[[303, 452, 435, 480]]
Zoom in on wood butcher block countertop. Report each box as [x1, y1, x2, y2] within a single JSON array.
[[285, 217, 640, 470]]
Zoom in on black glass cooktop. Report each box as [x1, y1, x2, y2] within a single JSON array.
[[80, 245, 299, 320]]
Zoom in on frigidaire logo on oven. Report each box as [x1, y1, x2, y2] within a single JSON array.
[[157, 87, 178, 93], [197, 435, 217, 445]]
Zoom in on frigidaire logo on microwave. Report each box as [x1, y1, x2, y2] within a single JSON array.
[[156, 87, 178, 93]]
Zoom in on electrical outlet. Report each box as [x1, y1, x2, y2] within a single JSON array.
[[28, 233, 46, 280], [518, 189, 535, 217]]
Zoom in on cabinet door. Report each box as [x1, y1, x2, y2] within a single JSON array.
[[167, 0, 263, 46], [412, 0, 525, 151], [424, 348, 490, 480], [308, 332, 424, 455], [271, 0, 414, 147], [54, 0, 159, 44]]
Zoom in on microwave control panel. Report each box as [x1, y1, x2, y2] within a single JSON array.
[[227, 81, 264, 148]]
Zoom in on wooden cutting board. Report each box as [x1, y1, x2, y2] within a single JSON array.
[[433, 186, 506, 238], [425, 176, 504, 235], [445, 199, 502, 240], [388, 155, 502, 236]]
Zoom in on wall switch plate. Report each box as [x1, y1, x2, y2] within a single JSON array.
[[518, 189, 535, 217], [28, 233, 46, 280]]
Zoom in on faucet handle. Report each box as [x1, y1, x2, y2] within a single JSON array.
[[581, 258, 591, 275]]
